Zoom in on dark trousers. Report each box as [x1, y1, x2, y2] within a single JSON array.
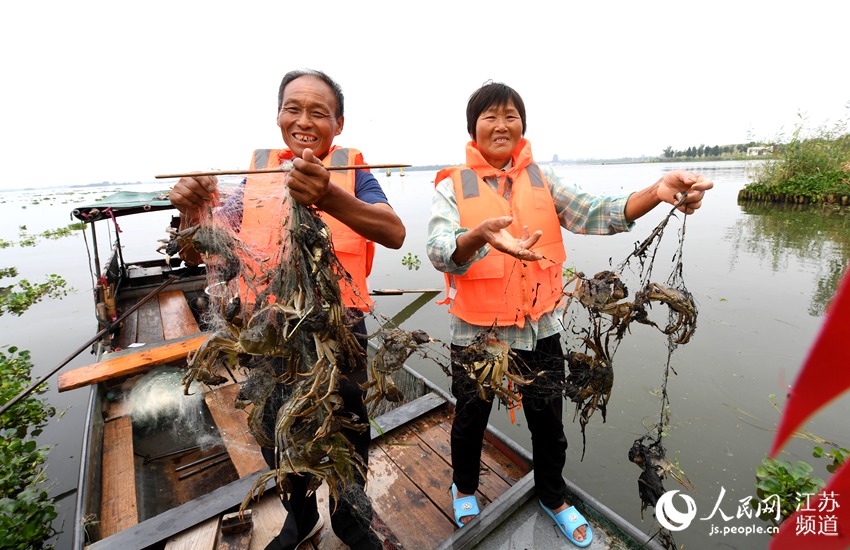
[[261, 316, 379, 550], [450, 333, 569, 509]]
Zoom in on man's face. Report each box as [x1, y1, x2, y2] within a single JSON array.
[[277, 75, 344, 159], [473, 101, 522, 169]]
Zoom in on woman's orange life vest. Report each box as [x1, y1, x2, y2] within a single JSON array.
[[239, 146, 374, 311], [434, 139, 566, 328]]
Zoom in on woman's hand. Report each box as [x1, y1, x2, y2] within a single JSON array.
[[453, 216, 543, 264], [656, 170, 714, 215]]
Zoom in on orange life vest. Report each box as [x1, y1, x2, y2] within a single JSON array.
[[240, 146, 374, 311], [434, 139, 566, 328]]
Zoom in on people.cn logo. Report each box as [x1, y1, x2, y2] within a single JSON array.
[[655, 490, 697, 531]]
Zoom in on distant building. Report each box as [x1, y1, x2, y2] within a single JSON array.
[[747, 146, 775, 156]]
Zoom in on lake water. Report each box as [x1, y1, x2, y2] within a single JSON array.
[[2, 160, 848, 549]]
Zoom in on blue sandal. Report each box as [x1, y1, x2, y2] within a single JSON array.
[[540, 501, 593, 547], [451, 483, 480, 528]]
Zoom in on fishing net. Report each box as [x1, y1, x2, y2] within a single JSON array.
[[174, 173, 381, 509], [561, 197, 697, 549]]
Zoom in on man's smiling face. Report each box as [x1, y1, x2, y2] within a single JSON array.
[[277, 75, 344, 159]]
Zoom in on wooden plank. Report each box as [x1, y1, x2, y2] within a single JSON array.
[[136, 298, 165, 345], [377, 422, 455, 521], [58, 333, 210, 392], [87, 472, 275, 550], [434, 417, 524, 487], [104, 397, 131, 422], [217, 528, 252, 550], [159, 290, 201, 340], [204, 384, 267, 478], [100, 416, 138, 538], [370, 392, 445, 439], [247, 492, 290, 550], [419, 415, 510, 505], [367, 445, 455, 549], [117, 308, 139, 349], [164, 516, 219, 550]]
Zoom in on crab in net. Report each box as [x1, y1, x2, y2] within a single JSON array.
[[157, 223, 242, 281], [176, 179, 378, 508], [633, 282, 697, 345], [561, 270, 628, 448], [362, 327, 433, 415], [628, 434, 693, 519], [451, 329, 533, 408]]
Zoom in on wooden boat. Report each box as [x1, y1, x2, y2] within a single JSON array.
[[62, 191, 663, 549]]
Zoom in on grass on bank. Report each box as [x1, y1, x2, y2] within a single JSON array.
[[740, 111, 850, 203]]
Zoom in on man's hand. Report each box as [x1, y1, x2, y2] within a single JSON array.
[[169, 175, 219, 224], [287, 148, 330, 206]]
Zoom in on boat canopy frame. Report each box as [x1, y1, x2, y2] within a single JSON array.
[[72, 190, 175, 223]]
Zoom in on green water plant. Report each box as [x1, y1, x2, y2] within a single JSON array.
[[812, 445, 848, 474], [753, 456, 825, 524], [401, 252, 421, 271], [0, 266, 68, 547], [0, 347, 58, 549], [1, 268, 69, 317], [752, 394, 847, 525]]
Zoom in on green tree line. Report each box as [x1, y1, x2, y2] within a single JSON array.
[[661, 142, 771, 159]]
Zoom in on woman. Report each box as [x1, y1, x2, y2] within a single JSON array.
[[426, 81, 712, 547]]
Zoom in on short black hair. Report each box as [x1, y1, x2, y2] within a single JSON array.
[[466, 81, 527, 140], [277, 69, 344, 118]]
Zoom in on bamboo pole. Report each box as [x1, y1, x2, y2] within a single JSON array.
[[370, 288, 441, 296], [155, 164, 412, 179]]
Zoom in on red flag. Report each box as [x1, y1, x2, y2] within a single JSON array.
[[769, 265, 850, 549], [770, 265, 850, 457]]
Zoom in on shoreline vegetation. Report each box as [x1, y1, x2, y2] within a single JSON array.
[[737, 131, 850, 206]]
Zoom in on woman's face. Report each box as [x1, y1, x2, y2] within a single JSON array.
[[473, 101, 523, 169]]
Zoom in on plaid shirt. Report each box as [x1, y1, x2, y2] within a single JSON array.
[[426, 167, 633, 350]]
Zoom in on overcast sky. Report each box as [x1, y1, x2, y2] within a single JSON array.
[[1, 1, 847, 189]]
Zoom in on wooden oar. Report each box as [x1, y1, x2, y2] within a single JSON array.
[[155, 164, 412, 179]]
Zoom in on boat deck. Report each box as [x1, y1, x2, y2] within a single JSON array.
[[165, 401, 526, 550], [90, 395, 527, 550]]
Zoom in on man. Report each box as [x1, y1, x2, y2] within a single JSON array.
[[170, 69, 405, 550]]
